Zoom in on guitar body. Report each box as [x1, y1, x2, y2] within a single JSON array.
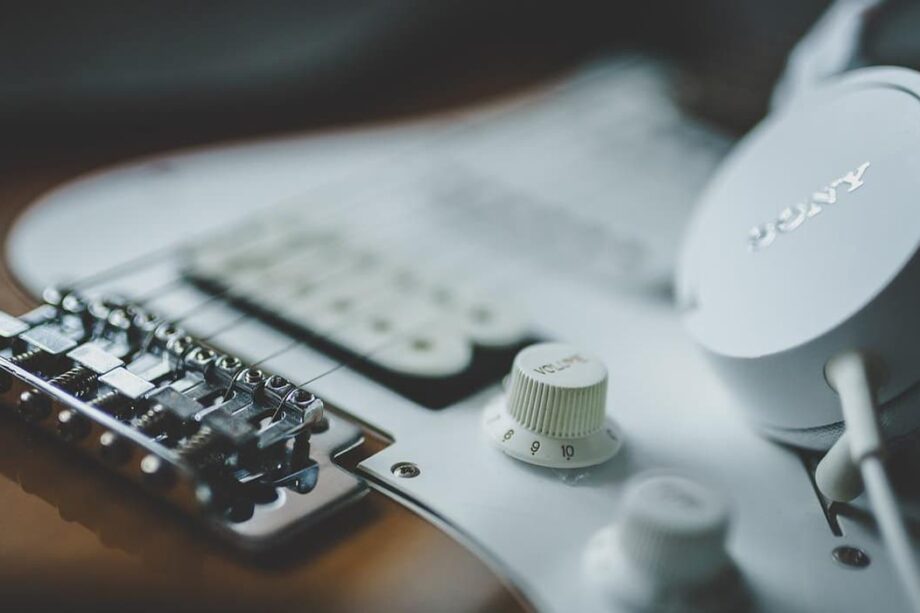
[[0, 56, 909, 612]]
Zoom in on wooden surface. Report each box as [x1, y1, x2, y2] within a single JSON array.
[[0, 70, 567, 613]]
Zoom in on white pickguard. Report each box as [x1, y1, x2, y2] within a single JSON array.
[[9, 56, 908, 612]]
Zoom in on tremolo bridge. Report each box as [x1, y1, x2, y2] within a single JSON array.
[[0, 290, 366, 548]]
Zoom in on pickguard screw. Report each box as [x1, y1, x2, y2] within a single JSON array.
[[391, 462, 420, 478], [832, 546, 870, 569]]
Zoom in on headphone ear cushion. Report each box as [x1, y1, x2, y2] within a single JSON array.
[[760, 378, 920, 452], [760, 422, 845, 452]]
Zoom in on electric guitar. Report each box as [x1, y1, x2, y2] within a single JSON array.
[[0, 55, 906, 613]]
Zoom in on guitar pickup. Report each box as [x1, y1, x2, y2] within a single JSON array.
[[0, 290, 367, 549], [183, 221, 536, 408]]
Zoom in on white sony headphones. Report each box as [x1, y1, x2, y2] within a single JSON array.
[[677, 65, 920, 609], [677, 66, 920, 450]]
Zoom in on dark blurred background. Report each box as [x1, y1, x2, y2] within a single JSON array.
[[4, 0, 920, 189], [2, 0, 838, 161]]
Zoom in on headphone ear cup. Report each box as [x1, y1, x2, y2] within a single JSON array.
[[677, 67, 920, 443]]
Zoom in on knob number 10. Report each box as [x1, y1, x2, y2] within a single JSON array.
[[503, 429, 575, 460], [527, 440, 575, 461]]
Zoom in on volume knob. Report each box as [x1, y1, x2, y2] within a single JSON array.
[[483, 342, 622, 468]]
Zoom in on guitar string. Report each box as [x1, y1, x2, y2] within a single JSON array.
[[63, 63, 633, 384], [108, 167, 525, 386], [241, 173, 528, 381], [65, 149, 565, 392]]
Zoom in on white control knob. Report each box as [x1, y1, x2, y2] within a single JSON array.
[[586, 474, 746, 612], [483, 342, 622, 468]]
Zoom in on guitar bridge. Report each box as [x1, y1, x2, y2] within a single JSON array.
[[0, 290, 367, 549]]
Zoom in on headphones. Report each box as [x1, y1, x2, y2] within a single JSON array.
[[677, 66, 920, 450]]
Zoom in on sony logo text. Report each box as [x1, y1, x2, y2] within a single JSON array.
[[747, 161, 870, 252]]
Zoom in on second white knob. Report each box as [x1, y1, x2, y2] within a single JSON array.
[[585, 474, 747, 613]]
